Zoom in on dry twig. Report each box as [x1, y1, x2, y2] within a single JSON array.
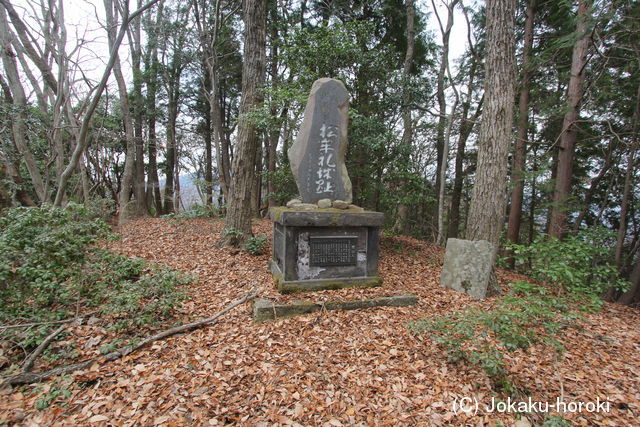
[[3, 288, 261, 386], [22, 325, 66, 373]]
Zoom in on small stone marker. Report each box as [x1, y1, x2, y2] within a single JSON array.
[[288, 78, 353, 204], [440, 238, 496, 298]]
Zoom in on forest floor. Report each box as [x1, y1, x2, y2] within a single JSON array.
[[1, 217, 639, 426]]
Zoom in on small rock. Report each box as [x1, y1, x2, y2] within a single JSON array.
[[514, 418, 532, 427], [286, 198, 302, 208], [12, 410, 25, 422], [317, 198, 332, 209], [291, 203, 317, 210], [348, 204, 365, 212], [332, 200, 349, 209], [84, 335, 103, 349]]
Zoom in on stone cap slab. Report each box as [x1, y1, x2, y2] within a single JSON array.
[[270, 206, 384, 227]]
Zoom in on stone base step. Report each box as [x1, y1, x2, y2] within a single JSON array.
[[253, 294, 418, 323]]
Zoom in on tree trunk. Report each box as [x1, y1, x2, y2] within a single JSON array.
[[573, 145, 614, 230], [391, 0, 416, 235], [193, 0, 230, 201], [142, 6, 157, 211], [0, 7, 48, 203], [52, 0, 161, 206], [219, 0, 267, 246], [161, 14, 186, 214], [618, 258, 640, 306], [173, 140, 181, 212], [615, 84, 640, 269], [130, 10, 149, 217], [104, 0, 137, 225], [49, 1, 67, 194], [204, 87, 214, 205], [211, 69, 230, 199], [548, 0, 592, 238], [251, 142, 263, 217], [267, 0, 281, 209], [432, 0, 459, 227], [163, 95, 178, 214], [433, 0, 460, 245], [528, 140, 538, 244], [505, 0, 536, 267], [465, 0, 516, 281], [448, 94, 482, 238], [146, 34, 163, 216]]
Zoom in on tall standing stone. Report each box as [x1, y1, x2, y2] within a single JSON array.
[[288, 78, 353, 204]]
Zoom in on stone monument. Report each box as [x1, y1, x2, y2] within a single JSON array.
[[440, 238, 497, 298], [269, 78, 384, 293]]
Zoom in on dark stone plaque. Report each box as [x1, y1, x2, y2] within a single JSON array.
[[309, 236, 357, 267]]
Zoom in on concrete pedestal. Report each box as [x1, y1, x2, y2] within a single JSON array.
[[269, 207, 384, 293]]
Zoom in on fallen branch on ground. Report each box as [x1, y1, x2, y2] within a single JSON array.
[[2, 288, 261, 386], [22, 325, 66, 373], [0, 313, 96, 330]]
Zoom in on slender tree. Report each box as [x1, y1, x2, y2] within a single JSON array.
[[615, 84, 640, 269], [143, 3, 164, 214], [131, 3, 150, 217], [548, 0, 592, 238], [434, 0, 461, 245], [0, 5, 48, 203], [505, 0, 536, 266], [392, 0, 416, 234], [433, 0, 459, 232], [193, 0, 233, 201], [104, 0, 138, 225], [448, 2, 482, 239], [219, 0, 267, 246]]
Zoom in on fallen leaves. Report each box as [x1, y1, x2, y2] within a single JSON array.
[[0, 217, 639, 426]]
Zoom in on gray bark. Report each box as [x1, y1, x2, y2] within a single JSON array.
[[0, 6, 48, 203], [220, 0, 267, 246], [392, 0, 416, 235], [466, 0, 516, 248], [548, 0, 592, 238]]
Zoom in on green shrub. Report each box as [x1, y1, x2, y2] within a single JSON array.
[[507, 228, 628, 296], [411, 282, 586, 392], [244, 234, 268, 255], [0, 204, 190, 367], [35, 379, 71, 410], [84, 197, 117, 221], [0, 203, 110, 319], [101, 265, 189, 330]]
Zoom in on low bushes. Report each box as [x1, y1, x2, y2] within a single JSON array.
[[0, 204, 189, 370]]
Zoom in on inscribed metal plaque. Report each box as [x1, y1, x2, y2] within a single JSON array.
[[309, 236, 357, 266]]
